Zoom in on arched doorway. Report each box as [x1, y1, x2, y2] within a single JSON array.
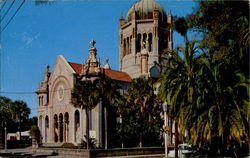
[[64, 112, 69, 142]]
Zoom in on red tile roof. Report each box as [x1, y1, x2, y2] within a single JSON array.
[[101, 68, 132, 83], [68, 62, 83, 74], [68, 62, 132, 83]]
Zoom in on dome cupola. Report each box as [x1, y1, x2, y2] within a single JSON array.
[[126, 0, 167, 22]]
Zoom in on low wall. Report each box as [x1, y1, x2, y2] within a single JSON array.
[[91, 147, 166, 157], [36, 147, 169, 158], [36, 148, 90, 157]]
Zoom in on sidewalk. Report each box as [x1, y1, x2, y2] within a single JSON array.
[[0, 147, 56, 157], [101, 154, 165, 158]]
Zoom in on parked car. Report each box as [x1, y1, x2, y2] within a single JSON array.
[[168, 144, 193, 158]]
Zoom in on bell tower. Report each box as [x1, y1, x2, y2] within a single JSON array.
[[119, 0, 172, 79]]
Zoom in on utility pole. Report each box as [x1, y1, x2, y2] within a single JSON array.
[[0, 2, 3, 150], [0, 0, 2, 94]]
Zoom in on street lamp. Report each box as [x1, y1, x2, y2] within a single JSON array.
[[162, 102, 168, 158], [4, 127, 7, 151]]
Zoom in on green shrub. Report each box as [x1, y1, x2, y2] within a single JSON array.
[[77, 135, 98, 149]]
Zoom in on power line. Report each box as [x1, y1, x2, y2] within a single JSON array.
[[0, 0, 15, 23], [0, 0, 7, 11], [0, 87, 74, 95], [0, 91, 35, 94], [1, 0, 25, 33]]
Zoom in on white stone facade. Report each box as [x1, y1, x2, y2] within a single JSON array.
[[37, 40, 131, 147], [119, 0, 173, 78], [37, 55, 103, 146]]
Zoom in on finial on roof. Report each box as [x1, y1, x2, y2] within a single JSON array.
[[103, 57, 110, 69], [46, 65, 50, 72], [82, 40, 100, 74], [168, 9, 172, 15], [90, 39, 96, 47], [120, 12, 123, 19]]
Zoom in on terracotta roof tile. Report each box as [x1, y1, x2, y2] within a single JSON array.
[[101, 68, 132, 83], [68, 62, 132, 83], [68, 62, 83, 74]]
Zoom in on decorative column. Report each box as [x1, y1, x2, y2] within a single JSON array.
[[65, 120, 68, 143], [146, 35, 149, 52], [140, 41, 148, 76], [153, 9, 159, 55], [168, 10, 173, 50]]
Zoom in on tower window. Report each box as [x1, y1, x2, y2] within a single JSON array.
[[136, 34, 141, 53], [123, 39, 126, 56], [41, 96, 43, 106], [148, 33, 152, 52]]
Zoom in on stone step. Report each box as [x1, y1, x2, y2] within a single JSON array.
[[41, 143, 64, 148]]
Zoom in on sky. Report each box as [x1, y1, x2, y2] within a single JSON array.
[[0, 0, 197, 117]]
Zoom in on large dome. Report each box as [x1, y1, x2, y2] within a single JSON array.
[[126, 0, 167, 22]]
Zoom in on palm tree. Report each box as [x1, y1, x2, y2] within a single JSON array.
[[159, 40, 201, 157], [95, 75, 120, 149], [71, 79, 100, 149], [114, 95, 127, 148], [0, 96, 13, 148], [159, 38, 249, 155], [12, 100, 31, 141], [0, 96, 12, 127], [191, 58, 250, 155], [126, 77, 160, 147], [159, 40, 200, 135]]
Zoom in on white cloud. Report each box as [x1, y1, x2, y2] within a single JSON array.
[[21, 32, 40, 46]]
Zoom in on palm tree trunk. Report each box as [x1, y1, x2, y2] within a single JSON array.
[[120, 114, 124, 148], [139, 117, 143, 148], [104, 106, 108, 149], [174, 122, 179, 158], [85, 108, 89, 149], [19, 115, 21, 141]]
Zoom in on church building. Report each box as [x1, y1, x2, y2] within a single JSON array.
[[37, 0, 172, 147]]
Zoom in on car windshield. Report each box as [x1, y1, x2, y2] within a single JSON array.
[[179, 145, 191, 150]]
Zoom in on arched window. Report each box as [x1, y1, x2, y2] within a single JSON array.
[[127, 37, 129, 55], [123, 39, 126, 56], [54, 114, 58, 142], [74, 110, 80, 142], [41, 96, 43, 106], [136, 34, 141, 52], [59, 113, 63, 142], [148, 33, 152, 52], [45, 116, 49, 128], [45, 116, 49, 142], [129, 36, 132, 54], [143, 33, 147, 43]]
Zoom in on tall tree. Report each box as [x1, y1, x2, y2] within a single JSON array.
[[126, 77, 162, 147], [12, 100, 31, 141], [190, 57, 250, 156], [159, 40, 200, 134], [0, 96, 12, 128], [95, 75, 120, 149], [159, 1, 250, 156], [188, 0, 249, 74], [71, 79, 100, 149]]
